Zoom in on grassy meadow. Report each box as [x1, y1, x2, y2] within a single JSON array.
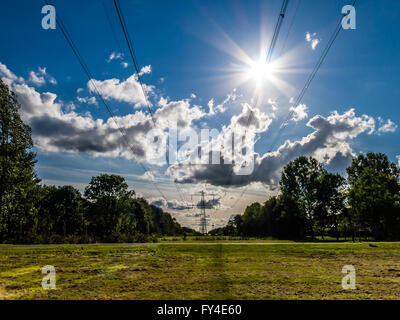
[[1, 241, 400, 300]]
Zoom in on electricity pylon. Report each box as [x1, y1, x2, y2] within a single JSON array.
[[190, 191, 219, 235]]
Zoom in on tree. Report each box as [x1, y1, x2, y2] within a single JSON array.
[[314, 172, 345, 239], [280, 156, 325, 237], [241, 203, 263, 236], [274, 194, 306, 240], [84, 174, 136, 237], [0, 79, 40, 242], [348, 167, 400, 240], [347, 153, 399, 186], [36, 186, 87, 239], [84, 174, 134, 200]]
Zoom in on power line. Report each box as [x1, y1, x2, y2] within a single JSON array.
[[268, 0, 358, 152], [43, 0, 169, 203], [266, 0, 290, 64], [278, 0, 302, 57], [231, 0, 289, 189], [112, 0, 156, 127], [111, 0, 191, 207], [244, 0, 290, 131], [102, 0, 186, 206], [232, 0, 357, 209]]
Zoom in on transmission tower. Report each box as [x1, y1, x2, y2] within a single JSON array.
[[199, 191, 207, 234], [190, 191, 219, 235]]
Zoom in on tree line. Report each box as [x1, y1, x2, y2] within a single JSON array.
[[0, 79, 193, 244], [211, 153, 400, 241], [2, 78, 400, 243]]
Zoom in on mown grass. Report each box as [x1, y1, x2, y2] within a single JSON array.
[[1, 242, 400, 300]]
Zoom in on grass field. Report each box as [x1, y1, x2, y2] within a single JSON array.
[[1, 242, 400, 300]]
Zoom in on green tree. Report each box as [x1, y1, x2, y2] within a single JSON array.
[[348, 167, 400, 240], [84, 174, 136, 238], [0, 79, 39, 242], [36, 185, 87, 239], [280, 156, 324, 237], [314, 172, 345, 239], [274, 194, 306, 240], [84, 174, 134, 200], [347, 153, 399, 186]]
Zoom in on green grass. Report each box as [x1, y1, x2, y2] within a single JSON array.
[[1, 242, 400, 299], [158, 235, 296, 243]]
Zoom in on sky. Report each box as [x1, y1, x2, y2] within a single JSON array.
[[0, 0, 399, 231]]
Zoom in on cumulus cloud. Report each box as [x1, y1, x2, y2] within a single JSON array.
[[139, 65, 151, 76], [207, 89, 238, 115], [139, 171, 155, 182], [0, 62, 24, 85], [167, 103, 273, 185], [397, 155, 400, 168], [29, 71, 45, 86], [155, 98, 205, 129], [149, 197, 190, 211], [196, 197, 225, 209], [306, 32, 320, 50], [1, 62, 208, 163], [231, 103, 272, 133], [88, 74, 154, 108], [170, 109, 377, 188], [77, 96, 98, 106], [290, 104, 308, 122], [377, 117, 397, 134], [28, 67, 57, 86]]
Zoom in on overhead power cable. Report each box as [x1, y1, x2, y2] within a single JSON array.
[[232, 0, 358, 209], [244, 0, 290, 131], [112, 0, 190, 206], [43, 0, 169, 203], [112, 0, 156, 127], [278, 0, 302, 56], [268, 0, 358, 152]]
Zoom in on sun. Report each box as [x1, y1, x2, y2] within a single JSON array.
[[246, 59, 276, 85]]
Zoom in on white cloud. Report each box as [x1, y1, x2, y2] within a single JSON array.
[[139, 65, 151, 76], [397, 155, 400, 168], [170, 109, 377, 188], [28, 67, 57, 86], [107, 52, 123, 62], [377, 118, 397, 134], [231, 103, 272, 133], [290, 104, 308, 122], [306, 32, 320, 50], [77, 96, 98, 106], [88, 73, 154, 108], [267, 98, 278, 112], [207, 89, 238, 115], [121, 62, 129, 69], [29, 71, 45, 86], [139, 171, 155, 182], [0, 62, 209, 163], [0, 62, 24, 84], [154, 98, 205, 129], [149, 197, 190, 211]]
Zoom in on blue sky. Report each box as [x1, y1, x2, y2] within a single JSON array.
[[1, 0, 399, 230]]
